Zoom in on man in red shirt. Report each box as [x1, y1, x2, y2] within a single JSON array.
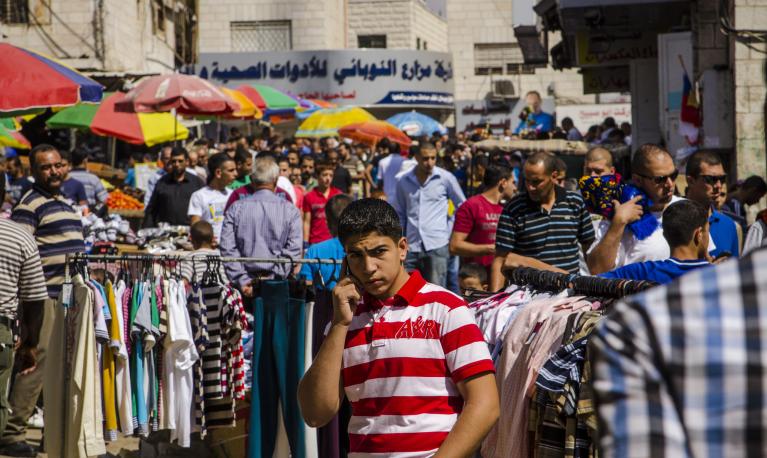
[[450, 164, 517, 271], [303, 160, 342, 245], [298, 198, 499, 457]]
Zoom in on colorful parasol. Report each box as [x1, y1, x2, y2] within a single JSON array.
[[338, 120, 412, 149], [0, 43, 103, 115], [46, 92, 189, 146], [116, 74, 239, 116], [0, 122, 31, 149], [219, 87, 262, 119], [387, 111, 448, 136], [296, 107, 376, 138], [236, 84, 299, 115], [296, 98, 338, 120]]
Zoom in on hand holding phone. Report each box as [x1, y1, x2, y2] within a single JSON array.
[[331, 257, 361, 327]]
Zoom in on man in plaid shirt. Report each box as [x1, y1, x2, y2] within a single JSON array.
[[591, 246, 767, 457]]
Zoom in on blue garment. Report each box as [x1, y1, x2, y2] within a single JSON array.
[[393, 166, 466, 252], [599, 258, 710, 284], [514, 111, 554, 134], [61, 178, 88, 204], [708, 209, 740, 258], [299, 237, 344, 290]]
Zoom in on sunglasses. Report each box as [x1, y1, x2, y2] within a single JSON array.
[[697, 174, 727, 185], [637, 170, 679, 185]]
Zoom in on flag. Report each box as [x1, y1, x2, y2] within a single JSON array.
[[679, 71, 701, 145]]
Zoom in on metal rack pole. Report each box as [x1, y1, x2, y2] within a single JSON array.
[[68, 253, 342, 264]]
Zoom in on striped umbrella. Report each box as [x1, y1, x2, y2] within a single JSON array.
[[236, 84, 299, 115], [47, 92, 189, 146], [0, 43, 103, 115], [296, 107, 376, 138], [220, 87, 262, 119], [0, 122, 31, 149]]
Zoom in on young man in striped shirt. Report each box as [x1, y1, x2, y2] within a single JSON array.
[[299, 198, 499, 457]]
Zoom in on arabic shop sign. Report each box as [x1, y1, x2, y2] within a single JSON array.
[[193, 50, 455, 108], [575, 32, 657, 67], [582, 66, 630, 94]]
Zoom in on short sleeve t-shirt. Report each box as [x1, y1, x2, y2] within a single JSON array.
[[342, 271, 494, 456], [599, 258, 711, 284], [187, 186, 234, 240], [302, 187, 342, 244], [452, 194, 503, 267]]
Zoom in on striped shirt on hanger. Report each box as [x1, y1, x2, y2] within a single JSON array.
[[495, 187, 595, 274], [11, 185, 85, 298], [590, 246, 767, 457], [342, 270, 494, 457]]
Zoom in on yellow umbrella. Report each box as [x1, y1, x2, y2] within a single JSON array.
[[220, 87, 263, 119], [295, 106, 375, 138]]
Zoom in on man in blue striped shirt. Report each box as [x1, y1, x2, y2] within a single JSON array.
[[490, 152, 595, 290]]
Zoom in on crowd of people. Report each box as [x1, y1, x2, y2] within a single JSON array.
[[0, 106, 766, 456]]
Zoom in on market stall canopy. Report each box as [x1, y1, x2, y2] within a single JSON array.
[[338, 120, 412, 149], [236, 84, 299, 115], [296, 98, 337, 120], [296, 106, 376, 138], [219, 87, 262, 119], [47, 92, 189, 146], [474, 138, 592, 155], [387, 111, 448, 137], [0, 122, 31, 149], [116, 74, 238, 116], [0, 43, 104, 115]]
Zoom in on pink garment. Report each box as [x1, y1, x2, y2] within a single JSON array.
[[482, 296, 593, 458]]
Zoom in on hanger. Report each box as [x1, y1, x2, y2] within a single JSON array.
[[315, 257, 327, 290]]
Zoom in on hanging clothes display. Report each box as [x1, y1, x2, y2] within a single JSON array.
[[473, 268, 655, 458]]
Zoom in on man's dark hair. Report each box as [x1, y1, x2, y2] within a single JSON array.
[[562, 117, 574, 127], [459, 263, 487, 284], [277, 156, 290, 166], [170, 146, 188, 159], [193, 138, 208, 147], [662, 199, 709, 248], [553, 156, 567, 177], [686, 150, 723, 178], [190, 220, 215, 247], [59, 149, 72, 163], [526, 151, 558, 174], [72, 148, 90, 167], [301, 155, 315, 164], [603, 117, 617, 128], [316, 159, 334, 174], [234, 147, 251, 165], [418, 142, 436, 153], [29, 144, 58, 170], [325, 194, 354, 236], [742, 175, 767, 193], [207, 153, 233, 177], [632, 144, 671, 176], [482, 164, 513, 188], [338, 198, 403, 246]]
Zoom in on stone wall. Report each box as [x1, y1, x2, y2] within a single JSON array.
[[733, 0, 767, 179], [446, 0, 592, 105], [347, 0, 447, 51], [198, 0, 346, 53]]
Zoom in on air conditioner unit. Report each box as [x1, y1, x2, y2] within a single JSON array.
[[491, 80, 515, 99]]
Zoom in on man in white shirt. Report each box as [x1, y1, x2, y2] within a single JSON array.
[[187, 153, 236, 242], [375, 141, 405, 203], [587, 144, 685, 274]]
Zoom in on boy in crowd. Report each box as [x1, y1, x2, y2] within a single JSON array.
[[229, 147, 253, 190], [187, 153, 237, 242], [459, 262, 489, 294], [298, 198, 499, 457], [303, 160, 341, 246], [300, 194, 353, 290], [599, 199, 711, 284], [181, 220, 228, 286]]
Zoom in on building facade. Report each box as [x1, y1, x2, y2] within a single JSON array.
[[0, 0, 194, 74]]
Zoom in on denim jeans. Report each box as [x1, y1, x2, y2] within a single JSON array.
[[405, 244, 450, 287]]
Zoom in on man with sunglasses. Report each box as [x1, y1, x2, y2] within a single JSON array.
[[588, 144, 691, 274], [685, 150, 740, 259]]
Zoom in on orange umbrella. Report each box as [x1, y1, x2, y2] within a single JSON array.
[[338, 120, 412, 149]]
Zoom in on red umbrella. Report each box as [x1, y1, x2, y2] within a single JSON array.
[[116, 74, 238, 115], [338, 120, 412, 149]]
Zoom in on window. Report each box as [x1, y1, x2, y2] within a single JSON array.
[[416, 37, 421, 50], [474, 43, 534, 75], [152, 0, 165, 33], [231, 20, 292, 52], [358, 34, 387, 49], [423, 41, 428, 50], [1, 0, 28, 24]]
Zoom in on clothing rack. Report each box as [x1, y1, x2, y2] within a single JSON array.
[[66, 253, 342, 265], [506, 267, 657, 299]]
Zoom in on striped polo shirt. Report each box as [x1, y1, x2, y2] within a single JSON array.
[[495, 186, 595, 274], [0, 218, 49, 319], [342, 270, 494, 457], [11, 185, 85, 298]]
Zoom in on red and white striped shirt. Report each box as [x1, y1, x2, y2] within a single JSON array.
[[342, 270, 495, 457]]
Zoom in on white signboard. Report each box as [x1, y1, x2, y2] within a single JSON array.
[[554, 103, 631, 134], [191, 50, 455, 108]]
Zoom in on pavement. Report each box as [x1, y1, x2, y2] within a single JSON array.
[[0, 428, 140, 458]]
